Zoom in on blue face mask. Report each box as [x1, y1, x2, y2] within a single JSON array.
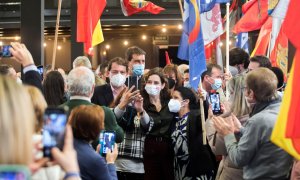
[[132, 64, 145, 76], [211, 78, 222, 90]]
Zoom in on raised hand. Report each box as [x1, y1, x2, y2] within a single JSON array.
[[212, 116, 234, 136], [9, 42, 35, 67], [118, 86, 140, 110]]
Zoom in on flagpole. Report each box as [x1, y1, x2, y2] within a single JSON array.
[[51, 0, 63, 70], [225, 2, 230, 100], [178, 0, 184, 19], [198, 79, 207, 145]]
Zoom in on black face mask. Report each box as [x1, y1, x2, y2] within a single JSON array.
[[167, 78, 176, 89]]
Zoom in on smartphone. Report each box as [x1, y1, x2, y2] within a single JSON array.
[[43, 107, 67, 158], [209, 92, 222, 115], [126, 76, 141, 91], [0, 165, 30, 180], [0, 45, 12, 58], [99, 131, 116, 156]]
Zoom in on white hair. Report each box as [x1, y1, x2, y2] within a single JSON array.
[[67, 66, 95, 97], [73, 56, 92, 69], [177, 64, 189, 76]]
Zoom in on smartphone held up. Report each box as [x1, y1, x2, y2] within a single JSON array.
[[209, 91, 222, 115], [99, 131, 116, 156], [0, 45, 12, 58], [42, 107, 67, 158]]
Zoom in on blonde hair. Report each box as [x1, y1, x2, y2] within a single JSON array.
[[0, 76, 35, 164], [228, 75, 251, 117], [25, 85, 48, 133]]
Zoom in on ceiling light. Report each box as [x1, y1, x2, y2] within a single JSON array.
[[103, 51, 107, 55], [178, 24, 182, 29], [123, 40, 129, 46], [0, 42, 3, 46], [162, 24, 166, 27], [15, 36, 20, 40], [142, 35, 147, 40], [57, 45, 62, 50], [105, 44, 110, 49], [43, 43, 47, 47], [121, 25, 130, 27], [140, 24, 148, 27], [162, 28, 167, 33]]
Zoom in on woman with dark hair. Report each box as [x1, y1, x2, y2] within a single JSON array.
[[43, 71, 66, 106], [137, 67, 174, 180], [169, 87, 216, 179]]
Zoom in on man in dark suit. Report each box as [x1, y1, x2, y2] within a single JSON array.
[[92, 56, 146, 180], [60, 66, 124, 143]]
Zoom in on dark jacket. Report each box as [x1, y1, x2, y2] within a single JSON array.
[[91, 84, 114, 107], [59, 99, 124, 143], [186, 109, 217, 177], [74, 138, 117, 180], [23, 70, 43, 91]]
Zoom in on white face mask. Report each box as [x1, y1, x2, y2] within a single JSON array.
[[110, 73, 126, 87], [145, 84, 161, 96], [183, 81, 191, 88], [168, 99, 182, 113]]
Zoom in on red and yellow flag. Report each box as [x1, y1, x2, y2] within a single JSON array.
[[120, 0, 165, 16], [271, 0, 300, 159], [250, 17, 272, 56], [270, 26, 288, 76], [233, 0, 269, 34], [77, 0, 106, 55]]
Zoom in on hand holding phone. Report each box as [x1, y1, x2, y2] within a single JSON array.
[[43, 107, 67, 158], [0, 45, 13, 58], [209, 92, 222, 115], [99, 131, 116, 156]]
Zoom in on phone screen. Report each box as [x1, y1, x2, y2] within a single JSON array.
[[0, 172, 26, 180], [0, 166, 30, 180], [43, 108, 67, 158], [99, 131, 116, 156], [1, 45, 12, 58], [209, 92, 222, 115]]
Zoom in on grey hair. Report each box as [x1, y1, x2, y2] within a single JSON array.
[[67, 66, 95, 97], [73, 56, 92, 69]]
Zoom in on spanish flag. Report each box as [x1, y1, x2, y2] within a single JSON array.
[[77, 0, 106, 55], [271, 0, 300, 159]]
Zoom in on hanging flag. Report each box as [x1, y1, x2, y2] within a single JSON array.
[[233, 0, 269, 33], [77, 0, 106, 55], [268, 0, 279, 14], [199, 0, 230, 13], [201, 4, 223, 45], [251, 17, 272, 56], [236, 32, 249, 53], [177, 0, 207, 91], [271, 0, 300, 160], [270, 26, 288, 75], [120, 0, 165, 16], [165, 51, 171, 65], [269, 0, 290, 53]]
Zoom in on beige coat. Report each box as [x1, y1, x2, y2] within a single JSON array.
[[205, 115, 248, 180]]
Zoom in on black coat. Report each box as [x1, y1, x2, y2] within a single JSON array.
[[91, 84, 114, 106], [186, 109, 217, 177]]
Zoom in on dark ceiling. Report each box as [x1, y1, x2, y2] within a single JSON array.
[[0, 0, 229, 37]]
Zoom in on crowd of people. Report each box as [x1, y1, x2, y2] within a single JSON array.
[[0, 42, 297, 180]]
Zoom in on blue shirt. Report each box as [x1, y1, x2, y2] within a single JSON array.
[[74, 138, 117, 180]]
